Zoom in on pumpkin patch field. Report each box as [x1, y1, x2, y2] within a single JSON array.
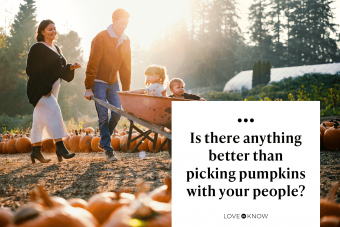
[[0, 125, 172, 226], [320, 119, 340, 199]]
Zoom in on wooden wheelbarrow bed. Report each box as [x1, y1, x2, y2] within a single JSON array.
[[118, 92, 192, 129]]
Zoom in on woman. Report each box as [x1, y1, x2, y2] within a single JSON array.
[[26, 19, 81, 164]]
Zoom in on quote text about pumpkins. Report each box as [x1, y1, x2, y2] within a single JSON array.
[[185, 131, 305, 200]]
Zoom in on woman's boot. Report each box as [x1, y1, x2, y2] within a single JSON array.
[[31, 146, 51, 164], [56, 141, 75, 162]]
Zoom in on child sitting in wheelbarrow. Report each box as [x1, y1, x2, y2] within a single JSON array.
[[128, 65, 168, 96], [168, 78, 206, 101]]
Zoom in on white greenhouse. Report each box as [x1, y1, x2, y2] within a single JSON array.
[[223, 63, 340, 92]]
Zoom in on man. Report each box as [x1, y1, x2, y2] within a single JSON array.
[[84, 9, 131, 161]]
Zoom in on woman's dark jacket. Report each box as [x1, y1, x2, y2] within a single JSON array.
[[26, 43, 74, 107]]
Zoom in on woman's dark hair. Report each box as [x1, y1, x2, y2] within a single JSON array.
[[35, 19, 55, 42]]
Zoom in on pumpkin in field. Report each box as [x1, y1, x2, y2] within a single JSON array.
[[91, 136, 101, 152], [41, 139, 56, 153], [86, 191, 135, 225], [321, 182, 340, 219], [85, 127, 95, 134], [322, 119, 337, 128], [69, 130, 81, 152], [111, 134, 121, 151], [101, 194, 171, 227], [67, 198, 88, 209], [0, 208, 13, 227], [0, 141, 5, 154], [15, 136, 32, 153], [6, 136, 17, 154], [136, 136, 149, 152], [79, 132, 93, 153], [2, 141, 8, 154], [120, 133, 138, 152], [321, 123, 327, 135], [12, 185, 99, 227], [2, 134, 10, 140], [160, 136, 168, 151], [320, 216, 340, 227], [63, 135, 73, 150], [323, 122, 340, 151], [148, 135, 162, 153], [149, 177, 171, 203]]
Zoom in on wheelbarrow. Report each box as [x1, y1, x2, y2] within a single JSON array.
[[91, 93, 191, 156]]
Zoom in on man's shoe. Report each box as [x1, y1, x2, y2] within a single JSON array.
[[106, 152, 118, 161]]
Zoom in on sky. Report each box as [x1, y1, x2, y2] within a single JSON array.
[[1, 0, 340, 61]]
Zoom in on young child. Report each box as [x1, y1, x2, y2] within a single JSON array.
[[128, 65, 168, 97], [168, 78, 206, 101]]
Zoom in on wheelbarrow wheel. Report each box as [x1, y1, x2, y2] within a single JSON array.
[[167, 139, 171, 157]]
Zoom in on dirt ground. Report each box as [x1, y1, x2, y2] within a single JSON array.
[[320, 149, 340, 199], [0, 151, 171, 210]]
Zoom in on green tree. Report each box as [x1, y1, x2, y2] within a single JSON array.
[[268, 0, 287, 67], [0, 0, 37, 115], [248, 0, 273, 60]]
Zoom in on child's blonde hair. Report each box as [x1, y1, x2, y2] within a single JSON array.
[[169, 78, 185, 90], [144, 65, 168, 87]]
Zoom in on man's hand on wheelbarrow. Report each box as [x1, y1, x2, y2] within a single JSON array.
[[84, 89, 94, 101]]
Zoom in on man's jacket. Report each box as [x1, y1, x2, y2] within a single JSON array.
[[85, 25, 131, 90]]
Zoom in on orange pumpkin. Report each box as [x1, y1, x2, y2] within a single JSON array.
[[0, 208, 13, 227], [15, 137, 32, 153], [91, 136, 101, 152], [323, 122, 340, 151], [111, 136, 121, 151], [136, 136, 149, 152], [101, 195, 171, 227], [69, 130, 81, 152], [79, 132, 94, 153], [6, 136, 17, 154], [120, 133, 138, 152], [160, 136, 168, 151], [2, 141, 8, 154], [2, 134, 10, 140], [149, 178, 171, 203], [67, 198, 88, 209], [321, 182, 340, 219], [86, 191, 135, 225], [0, 142, 4, 154], [64, 135, 72, 150], [148, 135, 162, 153], [41, 139, 56, 153], [320, 216, 340, 227], [12, 185, 99, 227], [85, 127, 95, 134]]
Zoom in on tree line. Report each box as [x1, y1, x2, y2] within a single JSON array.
[[132, 0, 340, 92]]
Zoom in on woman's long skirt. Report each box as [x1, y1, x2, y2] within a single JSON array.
[[30, 79, 68, 143]]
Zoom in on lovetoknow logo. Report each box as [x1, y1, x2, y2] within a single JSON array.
[[224, 214, 269, 219]]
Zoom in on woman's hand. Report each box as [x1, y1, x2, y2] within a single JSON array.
[[161, 90, 167, 97], [44, 91, 52, 97], [70, 62, 82, 70]]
